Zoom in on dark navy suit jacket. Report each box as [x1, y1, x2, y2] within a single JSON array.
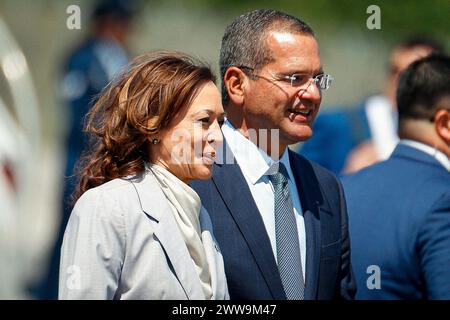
[[342, 144, 450, 299], [191, 144, 356, 300]]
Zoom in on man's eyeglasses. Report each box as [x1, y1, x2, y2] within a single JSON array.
[[238, 66, 334, 91]]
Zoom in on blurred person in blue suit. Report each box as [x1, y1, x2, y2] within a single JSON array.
[[342, 54, 450, 299], [300, 37, 442, 175], [60, 0, 133, 185], [31, 0, 135, 299]]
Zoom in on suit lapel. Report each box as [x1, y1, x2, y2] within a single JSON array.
[[128, 171, 204, 300], [289, 150, 322, 300], [212, 161, 287, 299]]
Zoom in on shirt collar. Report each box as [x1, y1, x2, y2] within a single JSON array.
[[222, 119, 294, 184], [400, 139, 450, 172]]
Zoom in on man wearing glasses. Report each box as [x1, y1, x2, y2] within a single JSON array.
[[342, 54, 450, 299], [191, 9, 356, 300]]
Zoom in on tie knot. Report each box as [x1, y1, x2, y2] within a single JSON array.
[[268, 162, 289, 187]]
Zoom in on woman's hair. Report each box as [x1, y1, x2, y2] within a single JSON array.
[[73, 50, 216, 202]]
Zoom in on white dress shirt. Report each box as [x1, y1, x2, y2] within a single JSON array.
[[222, 120, 306, 279], [400, 139, 450, 172]]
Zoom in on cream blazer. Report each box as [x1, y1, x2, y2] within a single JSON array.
[[58, 170, 229, 300]]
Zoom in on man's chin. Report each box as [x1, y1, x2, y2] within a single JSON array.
[[283, 127, 314, 145]]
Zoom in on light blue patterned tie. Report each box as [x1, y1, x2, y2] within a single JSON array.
[[269, 163, 305, 300]]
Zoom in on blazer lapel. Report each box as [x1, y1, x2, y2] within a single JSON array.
[[212, 159, 286, 299], [128, 171, 205, 300], [199, 207, 228, 300], [289, 150, 322, 300]]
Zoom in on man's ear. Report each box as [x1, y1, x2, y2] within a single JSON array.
[[435, 109, 450, 144], [224, 67, 247, 106]]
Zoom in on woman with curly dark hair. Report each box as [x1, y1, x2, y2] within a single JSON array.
[[59, 51, 228, 299]]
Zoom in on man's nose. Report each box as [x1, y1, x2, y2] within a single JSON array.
[[297, 81, 322, 102]]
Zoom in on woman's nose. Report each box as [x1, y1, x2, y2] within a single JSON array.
[[208, 121, 223, 144]]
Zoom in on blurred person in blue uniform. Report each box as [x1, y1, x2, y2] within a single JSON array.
[[342, 54, 450, 299], [31, 0, 135, 299], [300, 37, 442, 175], [61, 0, 133, 192]]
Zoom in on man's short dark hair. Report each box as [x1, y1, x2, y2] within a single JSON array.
[[396, 36, 444, 54], [397, 54, 450, 122], [92, 0, 136, 21], [219, 9, 314, 106]]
